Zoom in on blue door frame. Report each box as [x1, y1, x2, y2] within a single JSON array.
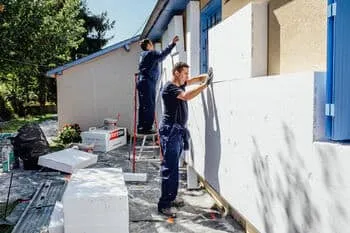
[[326, 0, 335, 139], [326, 0, 350, 140], [200, 0, 222, 73]]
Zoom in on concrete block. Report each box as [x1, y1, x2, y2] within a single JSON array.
[[49, 202, 64, 233], [38, 149, 98, 174], [63, 168, 128, 233]]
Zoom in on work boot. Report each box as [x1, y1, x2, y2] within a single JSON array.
[[158, 207, 177, 218], [171, 198, 185, 208]]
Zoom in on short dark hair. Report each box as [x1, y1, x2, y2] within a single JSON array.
[[172, 62, 189, 75], [140, 39, 152, 51]]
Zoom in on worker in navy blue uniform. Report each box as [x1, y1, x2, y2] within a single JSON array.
[[157, 62, 214, 217], [137, 36, 179, 134]]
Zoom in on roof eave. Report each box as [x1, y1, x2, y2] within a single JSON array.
[[141, 0, 169, 41], [46, 35, 140, 78], [141, 0, 190, 42]]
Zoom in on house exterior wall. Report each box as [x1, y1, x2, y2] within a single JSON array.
[[56, 42, 139, 133], [222, 0, 250, 18], [188, 70, 350, 233], [268, 0, 327, 74], [154, 1, 350, 233], [222, 0, 327, 75]]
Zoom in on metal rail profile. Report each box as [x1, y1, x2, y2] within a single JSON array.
[[12, 180, 66, 233]]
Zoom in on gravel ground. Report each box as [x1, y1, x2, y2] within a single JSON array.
[[39, 119, 58, 144], [0, 119, 244, 233]]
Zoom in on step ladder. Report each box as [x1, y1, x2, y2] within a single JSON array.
[[130, 73, 162, 172], [132, 133, 159, 160]]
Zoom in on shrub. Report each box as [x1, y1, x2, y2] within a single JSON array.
[[57, 123, 82, 145]]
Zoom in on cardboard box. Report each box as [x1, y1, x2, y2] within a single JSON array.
[[81, 127, 127, 152]]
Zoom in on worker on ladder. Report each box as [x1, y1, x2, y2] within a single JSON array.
[[157, 62, 213, 217], [137, 36, 179, 134]]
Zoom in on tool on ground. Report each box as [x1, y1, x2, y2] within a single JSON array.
[[11, 180, 67, 233]]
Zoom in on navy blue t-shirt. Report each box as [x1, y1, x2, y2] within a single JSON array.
[[160, 81, 188, 127]]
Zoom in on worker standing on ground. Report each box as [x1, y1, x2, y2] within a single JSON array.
[[137, 36, 179, 134], [157, 62, 213, 217]]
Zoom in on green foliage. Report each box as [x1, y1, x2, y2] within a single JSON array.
[[0, 0, 86, 68], [57, 123, 82, 145], [0, 114, 56, 132], [0, 0, 85, 115], [71, 0, 115, 59], [0, 0, 115, 117]]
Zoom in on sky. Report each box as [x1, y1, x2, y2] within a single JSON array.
[[86, 0, 157, 47]]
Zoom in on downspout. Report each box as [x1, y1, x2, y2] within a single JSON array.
[[326, 0, 335, 139]]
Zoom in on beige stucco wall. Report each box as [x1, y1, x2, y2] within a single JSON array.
[[268, 0, 327, 74], [200, 0, 210, 9], [222, 0, 327, 75], [56, 42, 139, 133], [222, 0, 250, 18]]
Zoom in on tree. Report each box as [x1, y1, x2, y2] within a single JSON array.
[[0, 0, 86, 115], [71, 1, 115, 59], [0, 0, 116, 117]]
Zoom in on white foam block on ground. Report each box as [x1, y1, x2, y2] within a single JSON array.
[[63, 168, 128, 233], [38, 148, 98, 174], [49, 202, 64, 233], [124, 172, 147, 182]]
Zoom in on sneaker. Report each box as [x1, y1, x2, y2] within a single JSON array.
[[158, 207, 177, 218], [171, 198, 185, 208]]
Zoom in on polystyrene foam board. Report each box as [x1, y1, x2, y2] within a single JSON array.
[[63, 168, 128, 233], [169, 15, 185, 56], [186, 1, 200, 76], [49, 202, 64, 233], [187, 72, 322, 233], [38, 148, 98, 173], [123, 172, 147, 182], [64, 225, 127, 233], [208, 2, 267, 81]]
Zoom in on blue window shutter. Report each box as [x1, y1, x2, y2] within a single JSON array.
[[331, 0, 350, 140], [200, 0, 222, 73]]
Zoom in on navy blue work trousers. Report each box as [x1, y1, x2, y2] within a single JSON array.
[[137, 78, 156, 131], [158, 124, 184, 210]]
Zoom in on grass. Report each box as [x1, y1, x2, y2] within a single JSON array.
[[0, 113, 67, 152], [0, 114, 56, 133]]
